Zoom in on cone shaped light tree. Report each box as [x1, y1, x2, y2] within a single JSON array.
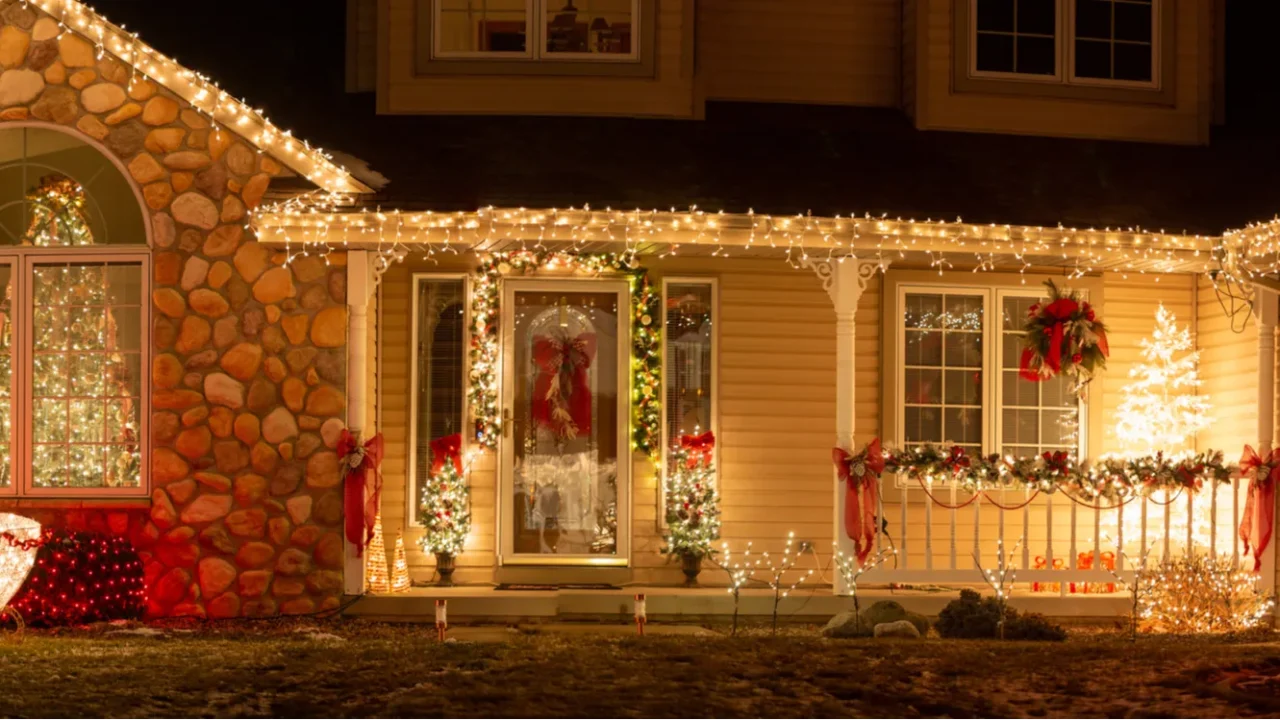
[[1114, 304, 1212, 456]]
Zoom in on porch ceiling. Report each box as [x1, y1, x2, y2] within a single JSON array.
[[253, 207, 1220, 275]]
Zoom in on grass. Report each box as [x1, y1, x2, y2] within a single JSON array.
[[0, 620, 1278, 717]]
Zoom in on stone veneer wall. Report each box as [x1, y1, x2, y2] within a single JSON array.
[[0, 4, 349, 618]]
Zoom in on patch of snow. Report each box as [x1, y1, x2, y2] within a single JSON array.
[[104, 627, 165, 638]]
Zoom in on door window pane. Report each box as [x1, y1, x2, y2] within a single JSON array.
[[664, 282, 713, 469], [413, 278, 466, 521], [510, 290, 621, 556], [545, 0, 633, 56], [30, 261, 142, 488], [437, 0, 529, 54]]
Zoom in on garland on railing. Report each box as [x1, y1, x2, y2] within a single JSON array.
[[836, 439, 1237, 504], [469, 250, 661, 456]]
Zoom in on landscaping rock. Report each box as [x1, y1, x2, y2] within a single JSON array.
[[873, 620, 922, 639], [822, 601, 930, 638]]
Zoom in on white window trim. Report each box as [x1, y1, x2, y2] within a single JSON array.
[[1066, 0, 1161, 90], [406, 272, 471, 529], [432, 0, 641, 62], [968, 0, 1160, 90], [0, 246, 151, 498], [657, 276, 718, 531], [892, 283, 1088, 485]]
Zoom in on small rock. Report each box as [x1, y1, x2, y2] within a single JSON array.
[[262, 407, 299, 444], [31, 84, 77, 124], [145, 127, 185, 154], [208, 261, 233, 289], [0, 68, 43, 106], [175, 316, 211, 354], [104, 102, 142, 125], [873, 620, 922, 639], [171, 192, 219, 230], [190, 288, 230, 318], [142, 95, 179, 125], [128, 153, 165, 184], [153, 212, 176, 248], [310, 307, 346, 348], [81, 82, 126, 113], [163, 151, 211, 171], [143, 181, 172, 210], [203, 225, 243, 257], [181, 256, 210, 291], [204, 372, 246, 409]]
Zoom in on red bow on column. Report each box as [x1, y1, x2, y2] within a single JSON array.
[[679, 431, 715, 468], [833, 438, 886, 564], [339, 429, 384, 557], [531, 332, 597, 439], [430, 433, 463, 475], [1239, 445, 1279, 572]]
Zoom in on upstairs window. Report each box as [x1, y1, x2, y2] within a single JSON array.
[[968, 0, 1160, 88], [433, 0, 638, 61]]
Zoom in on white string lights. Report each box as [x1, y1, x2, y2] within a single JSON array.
[[17, 0, 370, 195]]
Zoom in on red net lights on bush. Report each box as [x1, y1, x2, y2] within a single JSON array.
[[9, 530, 145, 626]]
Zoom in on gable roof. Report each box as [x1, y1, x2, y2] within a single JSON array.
[[13, 0, 372, 195]]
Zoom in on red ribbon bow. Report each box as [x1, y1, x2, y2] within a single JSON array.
[[339, 429, 384, 557], [679, 431, 716, 468], [943, 445, 970, 472], [833, 439, 886, 564], [1239, 445, 1279, 572], [430, 433, 463, 475]]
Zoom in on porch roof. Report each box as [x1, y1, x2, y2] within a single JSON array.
[[254, 206, 1223, 275]]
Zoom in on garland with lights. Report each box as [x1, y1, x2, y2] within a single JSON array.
[[8, 529, 145, 626], [839, 439, 1237, 504], [469, 250, 660, 456], [1018, 280, 1109, 394]]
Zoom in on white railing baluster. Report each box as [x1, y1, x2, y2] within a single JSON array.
[[998, 487, 1006, 555], [949, 482, 957, 570], [1163, 491, 1172, 562], [1069, 501, 1078, 573], [1093, 499, 1101, 575], [1233, 477, 1240, 568], [1141, 495, 1148, 563], [1186, 488, 1194, 557], [973, 492, 981, 569], [900, 481, 908, 568], [1116, 498, 1125, 571], [1022, 486, 1030, 571], [1045, 493, 1054, 579], [925, 482, 933, 570], [1210, 480, 1218, 559], [876, 475, 885, 556]]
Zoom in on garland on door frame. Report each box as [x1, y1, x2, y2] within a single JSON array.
[[835, 439, 1239, 503], [469, 250, 661, 456]]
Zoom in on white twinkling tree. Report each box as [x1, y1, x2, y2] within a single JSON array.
[[1113, 304, 1212, 455]]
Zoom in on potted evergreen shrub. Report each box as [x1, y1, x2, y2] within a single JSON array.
[[662, 434, 721, 586], [418, 434, 471, 587]]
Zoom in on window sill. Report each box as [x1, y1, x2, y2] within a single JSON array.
[[0, 497, 152, 510]]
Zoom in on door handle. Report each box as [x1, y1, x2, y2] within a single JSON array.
[[502, 408, 511, 438]]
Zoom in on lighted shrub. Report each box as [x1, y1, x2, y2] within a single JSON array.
[[9, 530, 145, 626]]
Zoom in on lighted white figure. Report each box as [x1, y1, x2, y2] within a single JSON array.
[[0, 514, 40, 611], [1114, 304, 1212, 455]]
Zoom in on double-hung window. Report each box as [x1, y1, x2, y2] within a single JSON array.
[[967, 0, 1162, 90], [429, 0, 646, 66], [661, 278, 716, 493], [894, 281, 1087, 476], [0, 127, 150, 497]]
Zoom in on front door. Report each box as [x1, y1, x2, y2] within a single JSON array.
[[499, 279, 630, 566]]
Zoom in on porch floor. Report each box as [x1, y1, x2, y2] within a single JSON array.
[[345, 584, 1131, 622]]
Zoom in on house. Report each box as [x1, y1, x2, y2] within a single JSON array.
[[0, 0, 1274, 621]]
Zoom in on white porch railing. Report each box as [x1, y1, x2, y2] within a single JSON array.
[[858, 475, 1265, 592]]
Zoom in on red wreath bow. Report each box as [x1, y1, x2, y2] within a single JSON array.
[[833, 439, 885, 563], [430, 433, 463, 475], [532, 332, 597, 440], [1042, 450, 1071, 474], [339, 429, 384, 557], [1239, 445, 1279, 571], [943, 445, 970, 473], [680, 431, 716, 468]]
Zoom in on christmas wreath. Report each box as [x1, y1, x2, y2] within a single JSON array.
[[1018, 280, 1109, 393]]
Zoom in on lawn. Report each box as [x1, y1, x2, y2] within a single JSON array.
[[0, 620, 1277, 718]]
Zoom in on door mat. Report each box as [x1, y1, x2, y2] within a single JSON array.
[[494, 583, 622, 591]]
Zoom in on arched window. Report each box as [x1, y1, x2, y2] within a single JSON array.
[[0, 127, 149, 496]]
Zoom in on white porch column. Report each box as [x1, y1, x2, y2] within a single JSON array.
[[344, 250, 371, 596], [1255, 285, 1278, 590], [804, 256, 882, 595]]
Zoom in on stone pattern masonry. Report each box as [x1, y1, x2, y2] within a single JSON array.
[[0, 3, 350, 618]]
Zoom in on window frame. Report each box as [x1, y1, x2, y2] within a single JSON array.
[[417, 0, 656, 77], [658, 276, 718, 529], [406, 272, 471, 530], [955, 0, 1175, 105], [882, 271, 1102, 487], [0, 246, 151, 498]]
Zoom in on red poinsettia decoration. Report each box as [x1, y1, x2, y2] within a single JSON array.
[[532, 332, 596, 440], [1239, 445, 1280, 572], [1019, 280, 1109, 395], [832, 438, 887, 563]]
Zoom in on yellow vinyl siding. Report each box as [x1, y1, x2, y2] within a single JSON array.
[[911, 0, 1213, 145], [698, 0, 899, 107], [1196, 274, 1260, 452], [381, 0, 697, 118], [346, 0, 378, 92]]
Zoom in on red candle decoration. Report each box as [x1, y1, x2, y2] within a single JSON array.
[[8, 529, 145, 626]]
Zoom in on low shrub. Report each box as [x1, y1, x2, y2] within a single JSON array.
[[935, 589, 1065, 641]]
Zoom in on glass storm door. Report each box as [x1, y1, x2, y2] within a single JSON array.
[[500, 279, 630, 566]]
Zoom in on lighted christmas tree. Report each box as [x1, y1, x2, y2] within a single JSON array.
[[662, 441, 721, 559], [391, 531, 411, 593], [25, 175, 139, 489], [417, 454, 471, 558], [364, 514, 390, 594], [1114, 304, 1212, 455]]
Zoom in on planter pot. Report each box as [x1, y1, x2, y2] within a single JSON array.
[[680, 553, 702, 587], [435, 552, 456, 587]]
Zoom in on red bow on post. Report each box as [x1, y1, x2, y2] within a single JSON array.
[[430, 433, 463, 475], [1239, 445, 1279, 572], [339, 429, 385, 557], [833, 438, 886, 564], [679, 431, 715, 468]]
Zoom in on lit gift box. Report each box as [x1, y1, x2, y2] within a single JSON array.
[[1031, 556, 1065, 593]]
